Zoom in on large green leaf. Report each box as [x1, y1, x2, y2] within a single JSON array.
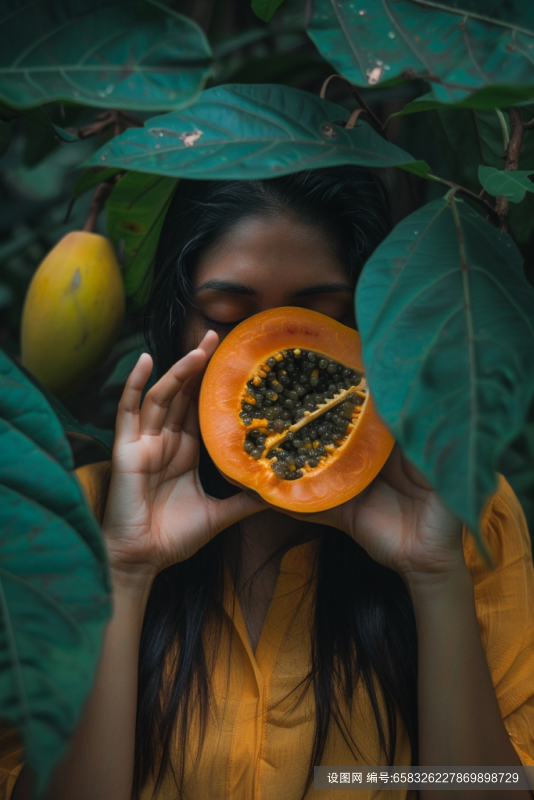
[[12, 351, 115, 455], [0, 348, 110, 794], [106, 172, 178, 304], [307, 0, 534, 104], [83, 84, 418, 178], [479, 165, 534, 203], [356, 196, 534, 551], [0, 0, 212, 111]]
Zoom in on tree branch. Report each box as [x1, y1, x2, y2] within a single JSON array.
[[74, 110, 143, 140], [83, 182, 116, 233], [494, 107, 525, 230], [425, 173, 499, 223], [319, 74, 386, 137]]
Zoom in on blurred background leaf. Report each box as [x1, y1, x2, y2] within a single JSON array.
[[0, 0, 212, 111], [106, 172, 178, 306], [252, 0, 286, 23]]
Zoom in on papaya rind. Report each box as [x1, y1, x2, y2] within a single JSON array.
[[199, 307, 394, 513]]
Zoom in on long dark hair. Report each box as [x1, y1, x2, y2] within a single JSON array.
[[135, 167, 418, 798]]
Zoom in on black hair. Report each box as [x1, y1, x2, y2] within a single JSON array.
[[135, 167, 418, 799], [144, 167, 392, 376]]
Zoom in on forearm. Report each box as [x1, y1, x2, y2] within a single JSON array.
[[31, 571, 152, 800], [407, 568, 531, 800]]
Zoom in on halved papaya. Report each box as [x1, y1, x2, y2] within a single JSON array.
[[199, 307, 394, 512]]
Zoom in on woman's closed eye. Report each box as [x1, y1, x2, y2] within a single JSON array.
[[202, 314, 244, 332]]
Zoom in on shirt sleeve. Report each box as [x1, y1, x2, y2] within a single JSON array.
[[0, 461, 111, 799], [462, 476, 534, 769]]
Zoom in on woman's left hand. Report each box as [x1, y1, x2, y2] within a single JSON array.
[[284, 445, 466, 583]]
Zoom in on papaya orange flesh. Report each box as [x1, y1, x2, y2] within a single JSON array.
[[199, 307, 394, 512]]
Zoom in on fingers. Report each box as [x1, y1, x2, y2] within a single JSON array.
[[380, 444, 433, 495], [115, 353, 154, 445], [139, 331, 217, 436], [197, 329, 219, 360], [210, 490, 267, 534]]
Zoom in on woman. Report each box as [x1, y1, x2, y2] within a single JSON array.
[[3, 167, 534, 800]]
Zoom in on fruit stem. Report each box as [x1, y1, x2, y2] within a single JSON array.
[[83, 182, 115, 233]]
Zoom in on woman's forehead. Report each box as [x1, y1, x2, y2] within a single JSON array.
[[192, 213, 351, 292]]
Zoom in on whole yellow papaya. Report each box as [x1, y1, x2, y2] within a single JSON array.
[[21, 231, 125, 397]]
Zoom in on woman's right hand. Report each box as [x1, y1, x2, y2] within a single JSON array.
[[102, 330, 265, 584]]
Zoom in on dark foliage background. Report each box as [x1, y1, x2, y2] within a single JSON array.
[[1, 0, 534, 792]]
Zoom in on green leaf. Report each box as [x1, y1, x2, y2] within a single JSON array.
[[103, 347, 145, 390], [426, 107, 507, 192], [251, 0, 286, 22], [0, 348, 110, 795], [397, 159, 432, 178], [307, 0, 534, 104], [390, 85, 534, 114], [356, 196, 534, 552], [0, 0, 212, 111], [420, 104, 534, 242], [84, 84, 418, 179], [4, 349, 114, 468], [103, 346, 157, 393], [478, 165, 534, 203], [106, 172, 178, 304], [73, 167, 122, 200]]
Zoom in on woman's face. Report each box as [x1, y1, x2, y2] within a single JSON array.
[[183, 213, 356, 353]]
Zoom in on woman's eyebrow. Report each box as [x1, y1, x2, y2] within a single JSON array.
[[292, 282, 353, 297], [195, 280, 257, 296]]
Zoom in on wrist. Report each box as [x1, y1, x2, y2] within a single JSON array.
[[402, 560, 472, 600], [109, 562, 157, 600]]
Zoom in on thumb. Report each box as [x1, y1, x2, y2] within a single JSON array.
[[211, 490, 267, 533]]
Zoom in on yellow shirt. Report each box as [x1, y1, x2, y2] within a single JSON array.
[[2, 470, 534, 799]]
